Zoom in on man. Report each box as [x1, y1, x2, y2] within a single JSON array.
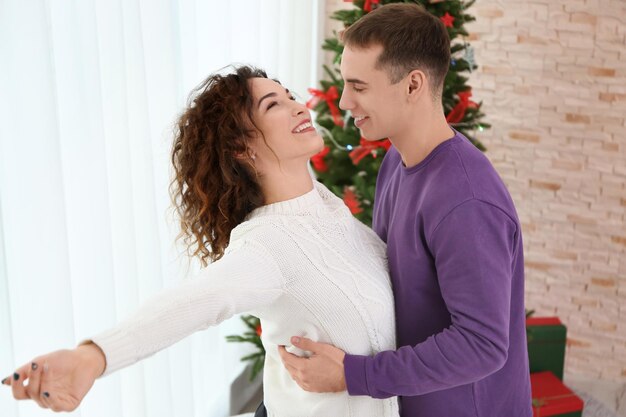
[[278, 4, 532, 417]]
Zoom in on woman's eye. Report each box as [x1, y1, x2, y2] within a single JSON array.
[[267, 102, 277, 110], [289, 95, 297, 101]]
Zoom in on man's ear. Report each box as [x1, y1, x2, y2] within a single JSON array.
[[407, 69, 427, 99]]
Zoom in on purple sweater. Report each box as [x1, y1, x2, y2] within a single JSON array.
[[343, 131, 532, 417]]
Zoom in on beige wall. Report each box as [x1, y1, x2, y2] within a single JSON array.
[[466, 0, 625, 382], [323, 0, 626, 382]]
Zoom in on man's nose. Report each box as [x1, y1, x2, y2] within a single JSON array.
[[339, 89, 352, 111]]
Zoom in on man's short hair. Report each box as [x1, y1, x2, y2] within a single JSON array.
[[342, 3, 451, 96]]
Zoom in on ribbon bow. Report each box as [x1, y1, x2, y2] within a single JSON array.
[[349, 137, 391, 165], [343, 0, 380, 11], [342, 187, 363, 215], [342, 0, 379, 12], [364, 0, 380, 12], [311, 146, 330, 172], [532, 393, 580, 417], [446, 89, 478, 124], [307, 86, 344, 127]]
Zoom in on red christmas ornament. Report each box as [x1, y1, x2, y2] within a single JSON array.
[[311, 146, 330, 172], [306, 86, 344, 127], [255, 323, 262, 337], [349, 137, 392, 165], [445, 90, 477, 124], [343, 187, 363, 214], [440, 12, 455, 28]]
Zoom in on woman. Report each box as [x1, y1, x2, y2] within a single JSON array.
[[1, 66, 399, 417]]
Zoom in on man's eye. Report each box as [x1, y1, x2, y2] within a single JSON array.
[[353, 87, 364, 93]]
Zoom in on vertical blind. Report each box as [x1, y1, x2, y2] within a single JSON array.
[[0, 1, 322, 416]]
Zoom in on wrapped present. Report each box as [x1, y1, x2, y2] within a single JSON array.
[[531, 371, 584, 417], [526, 317, 567, 380]]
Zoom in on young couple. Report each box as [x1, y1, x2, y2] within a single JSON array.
[[2, 4, 532, 416]]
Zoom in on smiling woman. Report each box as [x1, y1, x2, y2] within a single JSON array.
[[1, 65, 400, 417], [0, 1, 322, 416]]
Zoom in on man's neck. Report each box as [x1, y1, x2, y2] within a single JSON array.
[[390, 109, 455, 169]]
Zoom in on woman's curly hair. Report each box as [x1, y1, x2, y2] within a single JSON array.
[[170, 66, 268, 266]]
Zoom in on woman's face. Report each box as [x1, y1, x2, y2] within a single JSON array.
[[247, 77, 324, 171]]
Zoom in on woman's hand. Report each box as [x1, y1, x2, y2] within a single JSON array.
[[1, 342, 106, 412]]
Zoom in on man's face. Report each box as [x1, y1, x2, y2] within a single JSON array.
[[339, 44, 407, 141]]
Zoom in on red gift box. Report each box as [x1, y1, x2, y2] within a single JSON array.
[[526, 317, 561, 326], [527, 317, 562, 326], [530, 371, 584, 417]]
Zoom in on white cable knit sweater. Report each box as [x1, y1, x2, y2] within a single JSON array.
[[83, 181, 399, 417]]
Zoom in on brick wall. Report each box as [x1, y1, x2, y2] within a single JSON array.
[[465, 0, 625, 382], [323, 0, 626, 382]]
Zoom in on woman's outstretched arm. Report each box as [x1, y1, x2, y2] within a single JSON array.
[[1, 239, 284, 412]]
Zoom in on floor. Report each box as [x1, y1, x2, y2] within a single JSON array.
[[565, 375, 626, 417]]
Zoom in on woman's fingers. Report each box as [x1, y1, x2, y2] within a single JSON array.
[[39, 385, 53, 411], [39, 388, 63, 412], [4, 350, 89, 412], [10, 363, 31, 400], [25, 362, 48, 409], [37, 382, 79, 413]]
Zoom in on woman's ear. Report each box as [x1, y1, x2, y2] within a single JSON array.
[[234, 151, 256, 161], [234, 144, 257, 162]]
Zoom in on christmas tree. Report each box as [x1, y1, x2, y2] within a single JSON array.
[[310, 0, 489, 225], [227, 0, 489, 380]]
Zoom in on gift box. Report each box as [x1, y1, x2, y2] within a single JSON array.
[[526, 317, 567, 380], [531, 371, 584, 417]]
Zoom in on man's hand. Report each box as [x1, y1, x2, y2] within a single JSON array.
[[278, 336, 347, 393]]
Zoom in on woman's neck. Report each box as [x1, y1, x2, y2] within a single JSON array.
[[258, 163, 314, 205]]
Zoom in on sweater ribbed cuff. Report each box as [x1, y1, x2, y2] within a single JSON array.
[[344, 354, 370, 396], [78, 327, 136, 378]]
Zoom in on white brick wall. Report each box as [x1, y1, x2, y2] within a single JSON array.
[[465, 0, 626, 383], [324, 0, 626, 383]]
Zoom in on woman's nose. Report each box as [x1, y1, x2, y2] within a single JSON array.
[[293, 102, 307, 116]]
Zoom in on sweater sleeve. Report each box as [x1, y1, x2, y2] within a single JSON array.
[[78, 240, 284, 377], [344, 199, 518, 398]]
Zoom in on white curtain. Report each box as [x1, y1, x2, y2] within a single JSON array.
[[0, 1, 322, 416]]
